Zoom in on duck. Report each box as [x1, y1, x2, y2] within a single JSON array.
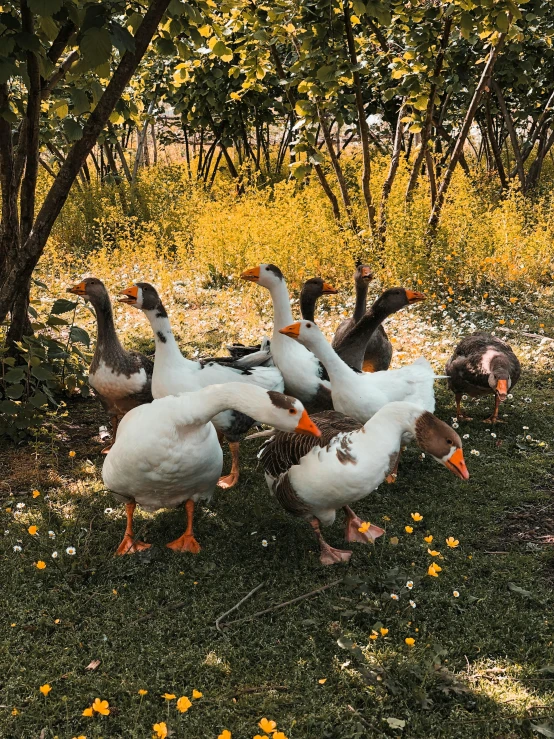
[[119, 282, 285, 489], [103, 383, 320, 555], [258, 402, 469, 565], [66, 278, 153, 452], [279, 319, 437, 424], [299, 277, 338, 322], [332, 287, 426, 372], [445, 332, 521, 423], [241, 264, 334, 412], [332, 263, 374, 351]]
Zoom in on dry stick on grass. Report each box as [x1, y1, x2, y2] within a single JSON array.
[[497, 327, 554, 342], [215, 582, 265, 632], [220, 579, 343, 628]]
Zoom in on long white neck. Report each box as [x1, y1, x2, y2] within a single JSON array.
[[142, 307, 196, 367], [268, 279, 295, 334], [175, 383, 282, 427], [299, 330, 358, 385], [362, 401, 422, 438]]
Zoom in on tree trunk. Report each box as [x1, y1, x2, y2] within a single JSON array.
[[314, 164, 341, 221], [379, 103, 405, 241], [318, 108, 358, 231], [492, 78, 525, 189], [484, 95, 508, 188]]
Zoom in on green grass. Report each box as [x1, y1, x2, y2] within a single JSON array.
[[1, 365, 554, 739]]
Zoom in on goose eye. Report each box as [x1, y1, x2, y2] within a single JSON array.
[[289, 408, 297, 414], [306, 323, 312, 328], [446, 438, 453, 445]]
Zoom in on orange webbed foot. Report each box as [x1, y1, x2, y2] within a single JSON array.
[[166, 534, 201, 554], [345, 516, 385, 545], [115, 535, 151, 556], [456, 414, 473, 422], [319, 545, 352, 566], [482, 416, 505, 424], [217, 472, 239, 489], [385, 473, 397, 484], [101, 444, 113, 455]]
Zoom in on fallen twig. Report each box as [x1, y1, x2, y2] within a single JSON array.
[[347, 704, 371, 728], [497, 327, 553, 342], [243, 429, 275, 440], [484, 551, 509, 554], [220, 579, 342, 628], [215, 582, 265, 632], [230, 685, 288, 697]]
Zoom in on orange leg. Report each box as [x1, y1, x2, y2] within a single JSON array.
[[217, 442, 240, 489], [167, 499, 201, 553], [309, 518, 352, 566], [386, 448, 403, 484], [362, 359, 375, 373], [343, 506, 385, 544], [455, 393, 473, 422], [483, 393, 505, 424], [102, 415, 119, 455], [115, 502, 151, 555]]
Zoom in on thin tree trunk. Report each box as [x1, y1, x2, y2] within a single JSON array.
[[183, 126, 191, 177], [132, 99, 155, 183], [318, 108, 358, 231], [424, 147, 437, 206], [112, 127, 132, 182], [484, 95, 507, 188], [379, 103, 405, 240], [314, 164, 341, 221], [492, 78, 525, 189], [527, 127, 554, 189], [428, 34, 507, 232], [150, 122, 157, 165], [209, 148, 223, 187]]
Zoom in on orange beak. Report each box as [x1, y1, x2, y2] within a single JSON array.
[[496, 379, 508, 400], [295, 409, 321, 437], [241, 266, 260, 282], [322, 282, 338, 295], [119, 285, 139, 304], [445, 448, 470, 481], [360, 267, 373, 279], [279, 322, 301, 338], [405, 290, 427, 303], [67, 281, 87, 296]]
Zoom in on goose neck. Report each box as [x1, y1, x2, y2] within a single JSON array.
[[353, 280, 369, 323], [269, 279, 295, 332], [91, 293, 123, 353]]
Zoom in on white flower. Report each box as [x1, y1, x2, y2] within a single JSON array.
[[48, 531, 55, 539], [16, 502, 25, 509], [526, 435, 532, 440], [51, 551, 58, 559], [4, 530, 9, 535], [470, 449, 480, 456], [463, 434, 469, 439], [462, 395, 468, 400], [104, 508, 113, 514], [13, 545, 22, 552], [452, 422, 459, 429], [507, 394, 513, 399], [420, 453, 425, 459], [491, 433, 496, 438], [409, 600, 416, 608], [65, 546, 76, 555], [524, 398, 532, 403], [261, 539, 268, 547], [406, 581, 414, 590], [453, 590, 460, 598], [523, 426, 529, 430], [390, 593, 399, 601]]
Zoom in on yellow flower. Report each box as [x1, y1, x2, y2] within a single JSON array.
[[405, 637, 415, 647], [357, 521, 371, 533], [72, 736, 86, 739], [498, 319, 506, 325], [138, 689, 148, 696], [32, 490, 40, 498], [176, 696, 192, 713], [92, 698, 110, 715], [153, 723, 168, 739], [36, 561, 46, 570], [411, 512, 423, 522], [28, 525, 38, 536], [433, 563, 442, 572], [82, 707, 94, 717], [11, 708, 19, 715], [39, 684, 52, 696], [254, 736, 269, 739], [192, 689, 203, 699], [483, 293, 489, 299], [424, 535, 433, 543], [162, 693, 176, 700], [69, 450, 76, 458], [427, 564, 439, 577], [274, 733, 288, 739], [405, 526, 413, 534], [318, 678, 327, 684], [446, 536, 459, 548], [259, 718, 277, 734], [380, 627, 389, 636], [427, 549, 440, 557], [509, 297, 518, 303], [453, 590, 460, 598], [369, 632, 378, 640], [389, 536, 399, 545], [218, 732, 232, 739]]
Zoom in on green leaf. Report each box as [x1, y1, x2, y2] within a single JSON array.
[[295, 99, 315, 117], [47, 315, 69, 327], [0, 60, 18, 85], [29, 391, 48, 408], [316, 64, 335, 82], [32, 365, 54, 381], [50, 298, 77, 315], [386, 718, 406, 730], [28, 0, 63, 16], [80, 27, 113, 70], [508, 582, 532, 598], [496, 11, 509, 33], [6, 384, 24, 399], [531, 724, 554, 738], [110, 22, 136, 54], [70, 326, 90, 347], [4, 367, 26, 383], [0, 36, 15, 56], [0, 399, 19, 414], [70, 88, 90, 116], [63, 118, 83, 141], [290, 161, 311, 180], [212, 40, 233, 61]]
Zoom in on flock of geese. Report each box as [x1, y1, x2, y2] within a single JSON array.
[[67, 264, 521, 565]]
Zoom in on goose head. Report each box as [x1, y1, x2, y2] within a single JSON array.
[[279, 319, 324, 351], [375, 287, 427, 312], [67, 277, 108, 303], [486, 354, 512, 400], [262, 390, 321, 437], [119, 282, 165, 315], [301, 277, 338, 300], [354, 264, 374, 286], [414, 412, 469, 480], [240, 263, 285, 290]]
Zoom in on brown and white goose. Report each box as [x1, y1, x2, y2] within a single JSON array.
[[445, 332, 521, 423], [67, 278, 153, 451], [259, 402, 469, 565], [241, 264, 334, 413], [332, 287, 426, 371]]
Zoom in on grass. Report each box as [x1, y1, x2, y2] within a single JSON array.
[[1, 296, 554, 739]]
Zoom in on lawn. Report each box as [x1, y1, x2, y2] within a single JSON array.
[[1, 299, 554, 739]]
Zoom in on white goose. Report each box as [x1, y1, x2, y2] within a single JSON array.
[[119, 282, 285, 489], [241, 264, 333, 412], [259, 402, 469, 565], [280, 320, 437, 423], [103, 383, 320, 555]]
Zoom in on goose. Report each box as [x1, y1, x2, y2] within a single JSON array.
[[103, 383, 320, 555], [279, 320, 437, 424], [299, 277, 338, 322], [119, 282, 285, 489], [332, 263, 374, 350], [331, 287, 426, 372], [259, 402, 469, 565], [241, 264, 333, 412], [445, 332, 521, 423], [66, 278, 153, 452]]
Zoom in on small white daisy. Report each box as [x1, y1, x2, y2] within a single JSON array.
[[462, 395, 468, 400], [507, 394, 513, 399], [453, 590, 460, 598], [16, 502, 25, 509], [13, 545, 22, 552], [51, 551, 58, 559], [406, 581, 414, 590], [390, 593, 399, 601], [65, 546, 76, 555], [523, 426, 529, 430], [491, 432, 497, 438], [409, 600, 416, 608], [420, 453, 426, 459], [104, 508, 113, 515], [452, 422, 459, 429], [526, 435, 532, 440], [4, 530, 9, 535], [470, 449, 480, 456], [463, 434, 470, 439], [48, 531, 55, 539], [261, 539, 268, 547]]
